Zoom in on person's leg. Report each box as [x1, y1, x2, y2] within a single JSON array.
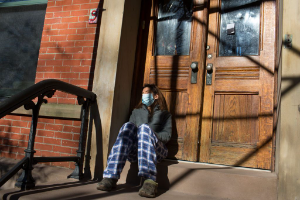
[[137, 124, 168, 181], [102, 122, 137, 179]]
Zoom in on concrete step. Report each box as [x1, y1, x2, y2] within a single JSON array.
[[0, 157, 73, 190], [119, 159, 278, 200], [0, 179, 228, 200]]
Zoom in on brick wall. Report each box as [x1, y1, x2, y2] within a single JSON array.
[[0, 0, 101, 169]]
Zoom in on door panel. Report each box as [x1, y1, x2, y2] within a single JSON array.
[[200, 0, 275, 169], [143, 0, 208, 161]]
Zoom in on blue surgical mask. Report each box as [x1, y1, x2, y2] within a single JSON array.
[[142, 93, 155, 107]]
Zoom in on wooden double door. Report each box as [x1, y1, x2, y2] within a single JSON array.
[[132, 0, 276, 170]]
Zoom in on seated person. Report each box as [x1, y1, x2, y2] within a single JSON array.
[[97, 84, 172, 198]]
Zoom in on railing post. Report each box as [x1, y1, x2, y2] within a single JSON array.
[[68, 98, 90, 179], [15, 91, 53, 190]]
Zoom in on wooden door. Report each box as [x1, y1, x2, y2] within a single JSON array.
[[140, 0, 208, 161], [199, 0, 276, 169]]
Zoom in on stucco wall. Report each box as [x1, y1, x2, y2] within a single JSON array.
[[90, 0, 141, 179], [278, 0, 300, 199]]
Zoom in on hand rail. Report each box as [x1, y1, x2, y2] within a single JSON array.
[[0, 79, 96, 190], [0, 79, 96, 119]]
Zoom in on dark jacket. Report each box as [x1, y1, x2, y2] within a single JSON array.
[[129, 105, 172, 144]]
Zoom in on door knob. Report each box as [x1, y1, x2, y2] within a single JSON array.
[[206, 63, 213, 71], [191, 62, 198, 71], [190, 62, 198, 84]]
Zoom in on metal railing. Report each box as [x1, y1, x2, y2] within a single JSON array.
[[0, 79, 96, 190]]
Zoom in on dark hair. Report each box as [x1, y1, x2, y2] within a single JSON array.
[[136, 84, 168, 114]]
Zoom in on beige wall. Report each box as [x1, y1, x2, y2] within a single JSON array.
[[278, 0, 300, 199], [89, 0, 141, 179]]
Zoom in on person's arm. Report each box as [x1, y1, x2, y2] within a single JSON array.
[[129, 110, 136, 125], [156, 112, 172, 144]]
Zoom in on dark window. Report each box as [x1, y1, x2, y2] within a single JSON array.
[[0, 1, 47, 101]]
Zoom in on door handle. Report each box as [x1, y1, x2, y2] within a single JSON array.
[[190, 62, 198, 84], [206, 63, 213, 85]]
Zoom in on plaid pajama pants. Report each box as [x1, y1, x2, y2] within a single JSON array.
[[103, 122, 168, 181]]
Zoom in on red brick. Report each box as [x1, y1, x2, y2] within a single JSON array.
[[46, 98, 58, 104], [63, 60, 81, 66], [73, 134, 80, 140], [71, 148, 78, 155], [38, 130, 54, 137], [64, 47, 82, 53], [55, 0, 72, 6], [44, 73, 61, 79], [20, 116, 31, 121], [52, 23, 69, 30], [50, 35, 67, 42], [73, 0, 90, 4], [44, 18, 61, 25], [11, 121, 28, 128], [57, 41, 75, 47], [78, 16, 89, 22], [73, 53, 92, 60], [53, 66, 71, 73], [70, 79, 88, 86], [36, 72, 44, 79], [41, 36, 50, 42], [80, 3, 99, 10], [82, 47, 94, 53], [0, 145, 10, 152], [51, 162, 70, 168], [20, 128, 30, 134], [46, 138, 61, 145], [53, 145, 72, 154], [55, 53, 72, 59], [43, 29, 60, 36], [67, 34, 85, 41], [36, 66, 54, 72], [73, 121, 81, 127], [3, 139, 19, 146], [9, 133, 25, 140], [55, 119, 73, 125], [63, 5, 81, 11], [63, 126, 81, 133], [81, 59, 93, 65], [38, 118, 55, 124], [69, 22, 87, 29], [62, 140, 78, 148], [0, 132, 9, 138], [5, 127, 21, 134], [39, 54, 56, 60], [46, 60, 63, 66], [61, 73, 79, 79], [0, 152, 16, 159], [59, 29, 77, 35], [79, 73, 90, 79], [40, 151, 60, 157], [16, 154, 25, 160], [5, 115, 21, 120], [45, 124, 63, 131], [66, 94, 77, 99], [35, 143, 53, 151], [60, 153, 72, 157], [45, 12, 54, 19], [47, 48, 61, 54], [18, 141, 28, 147], [85, 34, 96, 41], [55, 132, 73, 140], [62, 17, 79, 23], [10, 146, 26, 154], [77, 28, 96, 34], [71, 10, 89, 17], [54, 11, 71, 18], [0, 119, 12, 126], [75, 41, 94, 47], [47, 6, 63, 13], [40, 42, 57, 48], [57, 98, 76, 104], [46, 1, 55, 7]]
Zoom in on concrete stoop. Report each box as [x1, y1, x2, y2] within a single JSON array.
[[119, 159, 278, 200], [0, 158, 277, 200]]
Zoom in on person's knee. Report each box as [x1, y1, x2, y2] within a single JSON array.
[[119, 122, 136, 136]]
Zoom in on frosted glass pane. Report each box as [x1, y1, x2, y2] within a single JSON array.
[[219, 0, 260, 56], [155, 0, 193, 56]]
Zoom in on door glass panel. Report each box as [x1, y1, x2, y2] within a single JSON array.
[[155, 0, 193, 56], [219, 0, 260, 57]]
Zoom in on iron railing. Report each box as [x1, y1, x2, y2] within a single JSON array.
[[0, 79, 96, 190]]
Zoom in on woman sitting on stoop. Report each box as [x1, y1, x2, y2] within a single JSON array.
[[96, 84, 172, 198]]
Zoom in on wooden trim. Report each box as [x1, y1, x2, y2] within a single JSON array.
[[0, 0, 47, 7], [11, 103, 81, 119]]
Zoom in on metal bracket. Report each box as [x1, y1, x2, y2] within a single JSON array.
[[284, 34, 292, 49]]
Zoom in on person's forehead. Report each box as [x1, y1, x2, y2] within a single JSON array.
[[142, 87, 150, 92]]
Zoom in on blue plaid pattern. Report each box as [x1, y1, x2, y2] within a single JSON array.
[[103, 122, 168, 181]]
